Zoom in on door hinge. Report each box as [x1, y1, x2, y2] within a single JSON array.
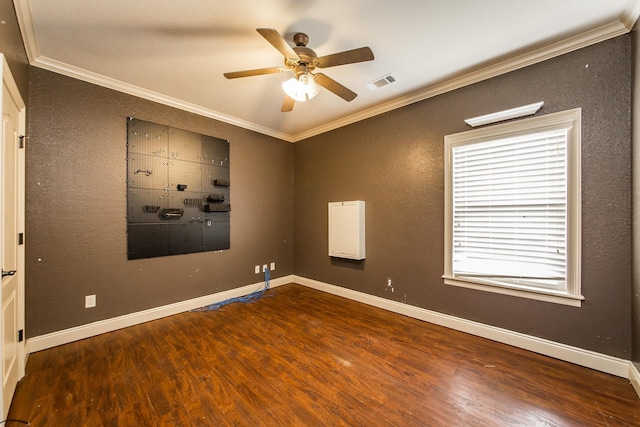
[[18, 329, 23, 342], [18, 135, 25, 149], [18, 233, 24, 245]]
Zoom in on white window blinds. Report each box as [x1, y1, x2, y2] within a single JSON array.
[[451, 130, 567, 289], [443, 108, 582, 306]]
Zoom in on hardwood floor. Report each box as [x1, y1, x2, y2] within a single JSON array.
[[8, 284, 640, 426]]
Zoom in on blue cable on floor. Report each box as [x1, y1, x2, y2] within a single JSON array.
[[192, 268, 271, 311]]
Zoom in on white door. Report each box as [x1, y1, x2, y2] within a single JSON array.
[[0, 56, 25, 418]]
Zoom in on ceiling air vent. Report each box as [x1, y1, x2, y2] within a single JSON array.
[[366, 73, 397, 90]]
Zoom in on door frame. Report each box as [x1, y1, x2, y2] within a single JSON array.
[[0, 54, 26, 414]]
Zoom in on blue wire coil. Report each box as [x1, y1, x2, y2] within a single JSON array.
[[192, 268, 271, 311]]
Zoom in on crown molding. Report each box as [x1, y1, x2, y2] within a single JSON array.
[[14, 0, 294, 142], [30, 56, 295, 142], [14, 0, 640, 143], [622, 0, 640, 29], [291, 18, 635, 142], [13, 0, 39, 63]]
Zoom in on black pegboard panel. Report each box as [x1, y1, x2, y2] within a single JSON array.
[[126, 118, 230, 259]]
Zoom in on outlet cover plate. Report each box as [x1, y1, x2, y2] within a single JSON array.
[[85, 294, 96, 308]]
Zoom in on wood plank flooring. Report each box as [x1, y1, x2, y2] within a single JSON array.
[[8, 284, 640, 426]]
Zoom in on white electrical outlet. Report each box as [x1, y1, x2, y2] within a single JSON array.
[[85, 294, 96, 308], [270, 262, 276, 271], [254, 265, 260, 274]]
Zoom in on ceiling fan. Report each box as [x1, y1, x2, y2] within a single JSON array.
[[224, 28, 374, 112]]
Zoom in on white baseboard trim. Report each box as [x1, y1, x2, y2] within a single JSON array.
[[630, 362, 640, 397], [26, 275, 294, 354], [25, 274, 640, 399], [293, 275, 635, 382]]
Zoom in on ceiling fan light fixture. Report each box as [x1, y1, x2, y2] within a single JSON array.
[[282, 73, 319, 102]]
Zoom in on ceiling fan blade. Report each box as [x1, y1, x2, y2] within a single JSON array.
[[317, 47, 374, 68], [256, 28, 300, 59], [281, 95, 295, 112], [223, 67, 284, 79], [315, 73, 357, 102]]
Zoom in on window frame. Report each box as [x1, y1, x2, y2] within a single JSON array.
[[443, 108, 583, 307]]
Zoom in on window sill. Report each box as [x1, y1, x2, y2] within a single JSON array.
[[443, 276, 584, 307]]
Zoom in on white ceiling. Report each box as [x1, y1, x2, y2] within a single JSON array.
[[14, 0, 640, 142]]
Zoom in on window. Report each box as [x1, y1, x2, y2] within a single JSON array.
[[443, 109, 583, 306]]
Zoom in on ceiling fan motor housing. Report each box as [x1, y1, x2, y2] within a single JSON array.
[[287, 48, 319, 73], [293, 32, 309, 46]]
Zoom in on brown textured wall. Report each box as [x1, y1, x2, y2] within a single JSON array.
[[27, 68, 294, 337], [294, 36, 632, 358], [0, 0, 29, 101], [632, 27, 640, 368]]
